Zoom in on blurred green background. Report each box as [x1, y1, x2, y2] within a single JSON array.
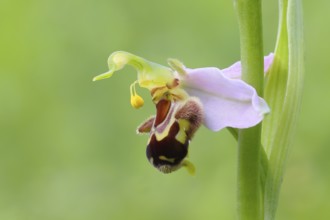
[[0, 0, 328, 219]]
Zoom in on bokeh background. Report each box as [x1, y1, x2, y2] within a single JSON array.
[[0, 0, 328, 219]]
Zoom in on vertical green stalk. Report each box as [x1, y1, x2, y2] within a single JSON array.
[[234, 0, 264, 219]]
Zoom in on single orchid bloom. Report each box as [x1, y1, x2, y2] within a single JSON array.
[[93, 51, 273, 174]]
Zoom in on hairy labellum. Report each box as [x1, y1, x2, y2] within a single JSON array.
[[137, 97, 203, 174]]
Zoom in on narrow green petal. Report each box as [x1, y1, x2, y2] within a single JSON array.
[[167, 58, 186, 76]]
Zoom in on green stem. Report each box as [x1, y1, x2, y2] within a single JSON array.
[[227, 128, 269, 196], [234, 0, 264, 219]]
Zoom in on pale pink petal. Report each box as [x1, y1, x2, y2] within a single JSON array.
[[181, 67, 270, 131], [222, 53, 274, 79]]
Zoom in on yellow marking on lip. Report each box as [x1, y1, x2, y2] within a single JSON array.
[[154, 103, 177, 141], [154, 117, 175, 141], [175, 119, 190, 144], [159, 155, 175, 163]]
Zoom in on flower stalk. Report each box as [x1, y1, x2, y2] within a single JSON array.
[[234, 0, 265, 219]]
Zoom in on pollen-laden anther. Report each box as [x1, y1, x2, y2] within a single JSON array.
[[137, 97, 203, 174], [130, 81, 144, 109]]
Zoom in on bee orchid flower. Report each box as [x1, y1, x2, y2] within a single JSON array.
[[93, 51, 273, 174]]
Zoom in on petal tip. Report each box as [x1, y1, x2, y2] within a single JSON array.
[[92, 71, 114, 82]]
